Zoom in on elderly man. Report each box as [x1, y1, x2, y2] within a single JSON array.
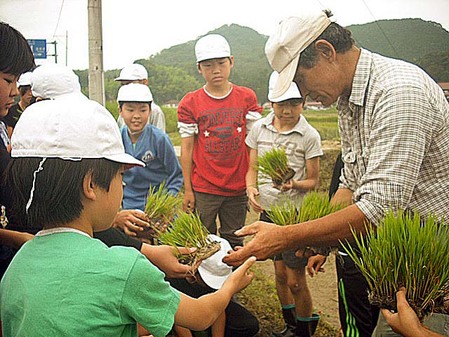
[[224, 9, 449, 337]]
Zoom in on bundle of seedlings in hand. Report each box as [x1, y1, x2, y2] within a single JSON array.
[[297, 191, 344, 255], [142, 182, 182, 239], [342, 210, 449, 321], [266, 198, 301, 227], [158, 212, 221, 267], [257, 147, 295, 186]]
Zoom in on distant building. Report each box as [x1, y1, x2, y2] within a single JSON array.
[[164, 100, 179, 108], [304, 100, 325, 110]]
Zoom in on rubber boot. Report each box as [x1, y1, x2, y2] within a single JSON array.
[[272, 305, 296, 337], [295, 313, 320, 337]]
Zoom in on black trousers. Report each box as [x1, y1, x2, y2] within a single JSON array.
[[336, 252, 379, 337], [168, 277, 259, 337]]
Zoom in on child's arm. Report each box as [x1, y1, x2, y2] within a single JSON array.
[[180, 136, 195, 212], [174, 256, 256, 331], [0, 229, 33, 249], [159, 135, 183, 194], [211, 311, 226, 337], [246, 147, 263, 213], [140, 244, 194, 278]]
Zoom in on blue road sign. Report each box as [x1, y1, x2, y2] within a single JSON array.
[[27, 39, 47, 59]]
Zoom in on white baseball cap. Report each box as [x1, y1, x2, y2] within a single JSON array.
[[115, 64, 148, 81], [195, 34, 231, 63], [31, 63, 81, 99], [265, 10, 332, 100], [17, 72, 33, 87], [117, 83, 153, 103], [198, 234, 233, 290], [268, 71, 302, 102], [11, 97, 144, 168]]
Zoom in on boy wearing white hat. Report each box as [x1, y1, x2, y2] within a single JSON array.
[[115, 83, 182, 238], [177, 34, 262, 248], [115, 63, 166, 132], [3, 71, 34, 137], [246, 72, 322, 337], [0, 94, 257, 337]]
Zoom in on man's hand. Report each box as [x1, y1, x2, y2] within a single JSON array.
[[222, 221, 287, 266], [112, 209, 150, 237]]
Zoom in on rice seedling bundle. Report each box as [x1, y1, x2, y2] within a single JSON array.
[[342, 210, 449, 320], [158, 212, 221, 267], [257, 147, 295, 186], [266, 192, 344, 255], [141, 182, 182, 241]]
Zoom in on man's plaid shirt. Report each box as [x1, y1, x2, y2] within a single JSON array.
[[337, 49, 449, 225]]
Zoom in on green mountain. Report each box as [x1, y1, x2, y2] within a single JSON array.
[[348, 18, 449, 63], [79, 18, 449, 104]]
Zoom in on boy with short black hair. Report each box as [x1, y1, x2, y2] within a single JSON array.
[[115, 63, 166, 132], [177, 34, 262, 247], [114, 83, 183, 237], [0, 94, 256, 337], [246, 71, 322, 337]]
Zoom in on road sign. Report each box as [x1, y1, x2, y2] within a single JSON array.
[[27, 39, 47, 59]]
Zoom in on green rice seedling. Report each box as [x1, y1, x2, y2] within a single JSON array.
[[342, 210, 449, 320], [298, 191, 344, 223], [158, 212, 221, 267], [257, 147, 295, 186], [266, 198, 301, 226], [298, 191, 344, 255], [143, 182, 182, 233]]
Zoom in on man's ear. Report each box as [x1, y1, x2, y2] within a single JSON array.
[[314, 40, 336, 62], [82, 172, 97, 201]]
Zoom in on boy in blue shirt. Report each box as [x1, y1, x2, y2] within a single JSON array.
[[115, 83, 183, 237]]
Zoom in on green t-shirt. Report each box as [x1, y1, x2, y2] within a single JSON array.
[[0, 230, 180, 337]]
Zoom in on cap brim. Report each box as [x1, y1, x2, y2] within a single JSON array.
[[105, 153, 145, 168], [198, 266, 232, 290], [270, 54, 300, 101]]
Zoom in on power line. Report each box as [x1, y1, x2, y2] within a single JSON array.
[[52, 0, 66, 38], [360, 0, 400, 58]]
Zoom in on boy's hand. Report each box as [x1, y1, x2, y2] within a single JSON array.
[[306, 254, 326, 277], [112, 209, 150, 237], [142, 244, 195, 278], [222, 256, 256, 294], [182, 191, 195, 212], [247, 187, 263, 213]]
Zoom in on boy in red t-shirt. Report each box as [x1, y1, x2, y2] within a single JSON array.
[[177, 34, 262, 247]]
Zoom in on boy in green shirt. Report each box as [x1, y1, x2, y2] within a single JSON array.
[[0, 94, 255, 337]]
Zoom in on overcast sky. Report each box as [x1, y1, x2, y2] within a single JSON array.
[[1, 0, 448, 71]]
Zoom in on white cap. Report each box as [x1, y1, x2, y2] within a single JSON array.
[[11, 97, 144, 168], [117, 83, 153, 102], [268, 71, 302, 102], [31, 63, 81, 99], [265, 10, 332, 100], [195, 34, 231, 63], [198, 234, 233, 290], [17, 72, 33, 87], [115, 64, 148, 81]]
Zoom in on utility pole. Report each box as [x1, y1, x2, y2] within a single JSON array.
[[87, 0, 105, 105]]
